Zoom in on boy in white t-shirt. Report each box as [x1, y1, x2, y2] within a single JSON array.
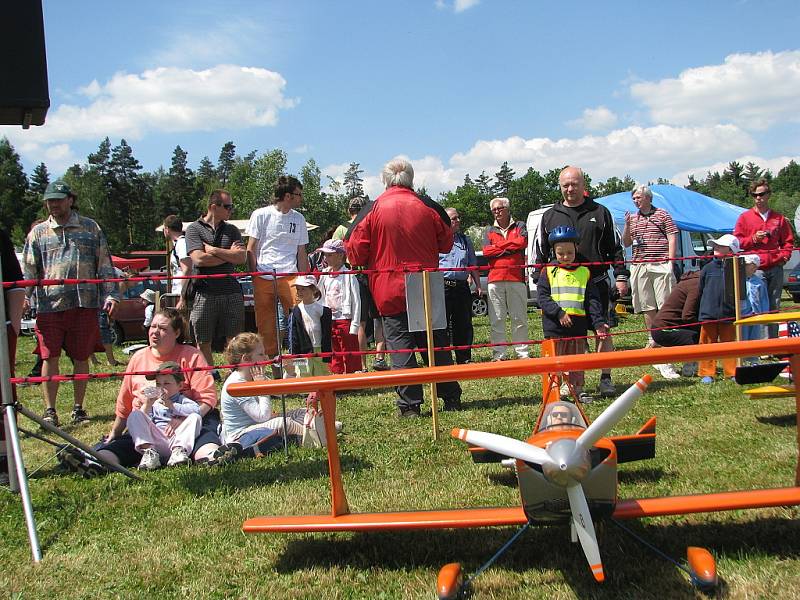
[[245, 176, 310, 359]]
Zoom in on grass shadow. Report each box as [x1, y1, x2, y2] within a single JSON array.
[[181, 454, 371, 496], [618, 466, 671, 484], [273, 515, 800, 598], [462, 395, 538, 411], [756, 414, 797, 427]]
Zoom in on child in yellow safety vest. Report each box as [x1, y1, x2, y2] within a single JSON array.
[[536, 226, 609, 402]]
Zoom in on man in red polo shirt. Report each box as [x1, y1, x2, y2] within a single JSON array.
[[734, 178, 794, 337]]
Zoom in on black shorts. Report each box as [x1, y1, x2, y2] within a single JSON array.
[[590, 278, 611, 332], [357, 275, 380, 321]]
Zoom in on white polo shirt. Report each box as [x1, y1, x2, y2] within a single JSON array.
[[246, 205, 309, 277]]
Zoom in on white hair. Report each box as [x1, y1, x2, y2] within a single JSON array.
[[381, 158, 414, 189], [489, 197, 510, 209], [631, 185, 653, 201]]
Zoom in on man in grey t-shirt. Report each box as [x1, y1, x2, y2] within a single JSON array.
[[185, 189, 247, 369]]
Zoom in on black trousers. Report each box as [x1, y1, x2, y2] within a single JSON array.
[[381, 312, 462, 409], [652, 326, 700, 347], [444, 280, 474, 364]]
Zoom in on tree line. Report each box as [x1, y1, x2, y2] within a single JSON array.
[[2, 136, 800, 252]]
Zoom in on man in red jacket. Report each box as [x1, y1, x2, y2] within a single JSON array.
[[482, 197, 529, 360], [734, 179, 794, 337], [346, 158, 462, 417]]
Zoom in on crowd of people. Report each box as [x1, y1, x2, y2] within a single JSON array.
[[1, 160, 795, 479]]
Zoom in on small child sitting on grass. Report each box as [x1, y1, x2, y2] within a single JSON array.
[[537, 226, 608, 403], [214, 332, 306, 464], [126, 361, 202, 470]]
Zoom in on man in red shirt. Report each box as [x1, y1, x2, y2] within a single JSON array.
[[734, 179, 794, 337], [482, 197, 529, 360], [346, 158, 462, 417]]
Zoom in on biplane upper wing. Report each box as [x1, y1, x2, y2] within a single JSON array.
[[243, 506, 527, 533], [613, 486, 800, 519]]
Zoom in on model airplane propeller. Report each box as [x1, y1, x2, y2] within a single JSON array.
[[453, 374, 650, 582]]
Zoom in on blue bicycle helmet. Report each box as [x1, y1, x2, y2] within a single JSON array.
[[548, 225, 579, 245]]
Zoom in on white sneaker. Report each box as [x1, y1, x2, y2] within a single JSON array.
[[655, 363, 680, 379], [138, 447, 162, 471], [598, 377, 615, 397], [167, 447, 191, 467]]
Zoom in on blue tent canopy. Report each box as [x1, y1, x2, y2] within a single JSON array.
[[595, 184, 747, 233]]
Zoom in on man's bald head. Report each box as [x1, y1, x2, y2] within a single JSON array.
[[559, 166, 586, 207]]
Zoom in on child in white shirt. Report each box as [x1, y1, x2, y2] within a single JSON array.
[[126, 361, 202, 470], [317, 239, 362, 374]]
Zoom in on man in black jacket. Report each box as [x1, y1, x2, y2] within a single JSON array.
[[533, 166, 629, 397]]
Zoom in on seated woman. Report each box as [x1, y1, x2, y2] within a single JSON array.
[[539, 401, 587, 432], [214, 332, 307, 462], [83, 308, 220, 471]]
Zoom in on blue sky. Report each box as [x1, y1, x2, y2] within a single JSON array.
[[3, 0, 800, 198]]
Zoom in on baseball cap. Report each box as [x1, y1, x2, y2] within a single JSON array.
[[145, 361, 183, 382], [317, 239, 345, 254], [708, 234, 740, 254], [44, 180, 72, 200], [292, 274, 319, 288]]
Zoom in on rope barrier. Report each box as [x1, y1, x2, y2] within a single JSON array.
[[5, 246, 794, 289], [9, 306, 799, 386]]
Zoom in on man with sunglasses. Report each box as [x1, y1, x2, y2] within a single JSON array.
[[734, 179, 794, 337], [186, 189, 246, 370]]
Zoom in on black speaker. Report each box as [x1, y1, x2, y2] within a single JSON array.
[[0, 0, 50, 128]]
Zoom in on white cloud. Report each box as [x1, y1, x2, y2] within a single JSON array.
[[323, 124, 756, 200], [455, 0, 481, 11], [150, 18, 267, 68], [435, 0, 481, 12], [567, 106, 618, 131], [631, 50, 800, 130], [450, 124, 755, 181], [0, 64, 295, 171], [670, 155, 800, 186]]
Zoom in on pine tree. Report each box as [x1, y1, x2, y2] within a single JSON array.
[[160, 145, 197, 220], [0, 137, 32, 244], [343, 162, 365, 199], [30, 162, 50, 194], [217, 141, 236, 185], [493, 162, 515, 196]]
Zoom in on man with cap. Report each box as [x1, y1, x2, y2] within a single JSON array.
[[246, 176, 310, 359], [734, 178, 794, 338], [22, 180, 119, 427], [697, 234, 740, 383], [439, 207, 482, 364]]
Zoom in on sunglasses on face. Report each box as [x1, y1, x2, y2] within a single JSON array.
[[752, 191, 770, 198]]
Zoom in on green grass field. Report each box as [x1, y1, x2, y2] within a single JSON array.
[[2, 307, 800, 599]]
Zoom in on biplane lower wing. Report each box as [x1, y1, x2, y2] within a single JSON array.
[[613, 486, 800, 519], [242, 506, 527, 533], [243, 487, 800, 534]]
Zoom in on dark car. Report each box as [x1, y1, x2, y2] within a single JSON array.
[[111, 272, 258, 345], [468, 252, 538, 317], [109, 274, 165, 344], [785, 266, 800, 302]]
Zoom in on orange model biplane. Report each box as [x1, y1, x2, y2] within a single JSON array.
[[229, 337, 800, 597]]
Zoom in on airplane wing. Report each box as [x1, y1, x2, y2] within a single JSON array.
[[243, 506, 527, 533], [614, 487, 800, 519]]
